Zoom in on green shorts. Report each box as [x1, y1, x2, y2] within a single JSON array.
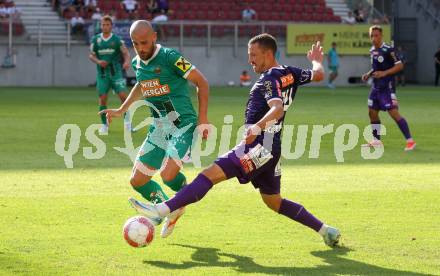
[[137, 119, 197, 169], [96, 70, 127, 96], [328, 66, 338, 74]]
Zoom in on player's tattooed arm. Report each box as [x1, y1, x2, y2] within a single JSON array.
[[186, 68, 210, 139], [244, 100, 284, 145], [98, 83, 142, 124], [307, 41, 325, 82]]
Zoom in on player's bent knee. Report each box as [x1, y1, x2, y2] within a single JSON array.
[[261, 194, 282, 212], [160, 170, 178, 183], [130, 174, 151, 187]]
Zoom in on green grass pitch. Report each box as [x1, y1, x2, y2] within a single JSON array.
[[0, 85, 439, 275]]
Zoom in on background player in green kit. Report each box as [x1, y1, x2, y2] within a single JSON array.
[[89, 15, 131, 134], [100, 20, 210, 238]]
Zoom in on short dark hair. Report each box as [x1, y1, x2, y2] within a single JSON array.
[[248, 33, 277, 56], [369, 25, 382, 34], [102, 15, 113, 25]]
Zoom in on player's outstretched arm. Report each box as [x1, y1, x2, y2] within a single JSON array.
[[244, 100, 284, 145], [307, 41, 325, 82], [98, 83, 142, 124], [186, 68, 210, 139]]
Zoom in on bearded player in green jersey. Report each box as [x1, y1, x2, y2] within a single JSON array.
[[89, 15, 131, 134], [100, 20, 210, 238]]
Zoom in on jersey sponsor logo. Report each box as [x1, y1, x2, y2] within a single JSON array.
[[264, 80, 273, 97], [139, 79, 170, 97], [280, 74, 294, 88], [98, 48, 116, 55], [175, 56, 192, 73]]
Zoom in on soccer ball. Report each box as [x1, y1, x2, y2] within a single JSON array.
[[122, 216, 155, 248]]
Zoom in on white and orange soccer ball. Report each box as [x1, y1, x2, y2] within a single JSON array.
[[122, 216, 155, 248]]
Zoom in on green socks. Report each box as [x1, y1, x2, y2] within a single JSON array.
[[163, 172, 187, 192], [132, 173, 187, 204], [133, 180, 169, 204], [99, 105, 107, 125]]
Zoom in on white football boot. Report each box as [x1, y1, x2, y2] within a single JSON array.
[[161, 207, 185, 238]]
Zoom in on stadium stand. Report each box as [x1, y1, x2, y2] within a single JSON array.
[[56, 0, 341, 38], [0, 0, 24, 36]]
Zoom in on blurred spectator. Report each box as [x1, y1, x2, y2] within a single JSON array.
[[242, 5, 257, 22], [0, 3, 8, 18], [72, 0, 85, 12], [147, 0, 159, 14], [152, 11, 168, 40], [157, 0, 169, 14], [84, 0, 97, 13], [71, 11, 85, 34], [121, 0, 138, 14], [342, 11, 356, 24], [353, 5, 366, 23], [240, 70, 251, 87], [84, 0, 96, 8], [91, 7, 102, 21], [59, 0, 73, 14], [91, 7, 102, 34], [396, 46, 406, 86], [434, 46, 440, 86], [6, 2, 21, 19], [327, 42, 339, 89]]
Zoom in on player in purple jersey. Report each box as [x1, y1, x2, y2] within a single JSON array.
[[361, 25, 416, 151], [128, 33, 341, 247]]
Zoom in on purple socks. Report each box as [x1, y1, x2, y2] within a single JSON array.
[[278, 199, 323, 232], [396, 117, 412, 140], [165, 173, 213, 213]]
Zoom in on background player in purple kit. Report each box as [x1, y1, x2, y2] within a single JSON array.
[[129, 33, 341, 247], [362, 25, 416, 151]]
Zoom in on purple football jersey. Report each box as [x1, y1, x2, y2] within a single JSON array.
[[244, 65, 312, 152], [370, 43, 401, 89]]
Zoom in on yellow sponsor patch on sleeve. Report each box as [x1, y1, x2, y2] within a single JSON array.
[[174, 56, 192, 73]]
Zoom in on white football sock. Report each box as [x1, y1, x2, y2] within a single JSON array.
[[318, 224, 328, 236], [156, 203, 171, 217]]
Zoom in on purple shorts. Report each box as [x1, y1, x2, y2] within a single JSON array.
[[368, 88, 398, 111], [214, 142, 281, 195]]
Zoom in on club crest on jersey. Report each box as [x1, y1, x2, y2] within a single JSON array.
[[154, 66, 161, 74], [175, 56, 191, 73], [378, 56, 384, 63], [280, 74, 294, 88], [139, 79, 170, 97]]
